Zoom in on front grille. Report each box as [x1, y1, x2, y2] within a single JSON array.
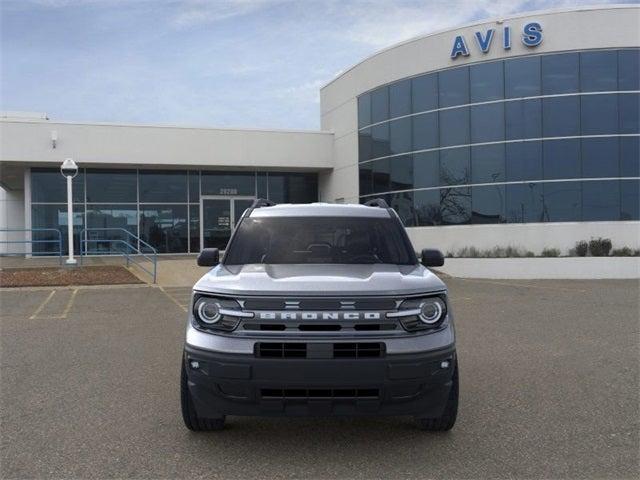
[[242, 297, 397, 311], [256, 342, 384, 358], [243, 323, 396, 332], [261, 388, 380, 399]]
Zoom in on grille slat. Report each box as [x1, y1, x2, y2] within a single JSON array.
[[257, 342, 383, 358], [242, 298, 397, 311], [261, 388, 380, 399]]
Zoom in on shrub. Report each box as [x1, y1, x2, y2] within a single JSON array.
[[540, 248, 560, 257], [589, 237, 612, 257], [574, 240, 588, 257], [610, 247, 639, 257]]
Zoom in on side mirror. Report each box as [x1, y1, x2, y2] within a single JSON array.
[[197, 248, 220, 267], [421, 248, 444, 267]]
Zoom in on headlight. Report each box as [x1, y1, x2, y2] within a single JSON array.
[[192, 294, 252, 331], [418, 297, 446, 325]]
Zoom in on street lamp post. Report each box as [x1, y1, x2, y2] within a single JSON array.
[[60, 158, 78, 265]]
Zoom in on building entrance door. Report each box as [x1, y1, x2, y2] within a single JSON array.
[[200, 196, 254, 250]]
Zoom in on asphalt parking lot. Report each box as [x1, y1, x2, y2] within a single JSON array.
[[1, 278, 638, 479]]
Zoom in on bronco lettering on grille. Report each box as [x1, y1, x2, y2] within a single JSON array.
[[256, 312, 382, 320]]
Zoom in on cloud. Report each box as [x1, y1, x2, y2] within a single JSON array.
[[170, 0, 285, 29]]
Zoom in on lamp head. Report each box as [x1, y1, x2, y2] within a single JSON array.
[[60, 158, 78, 178]]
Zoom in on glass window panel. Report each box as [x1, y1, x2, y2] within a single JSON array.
[[267, 173, 317, 203], [582, 137, 619, 178], [389, 79, 411, 118], [257, 172, 268, 198], [542, 96, 580, 137], [139, 170, 187, 203], [414, 189, 441, 226], [372, 158, 390, 194], [201, 171, 255, 196], [359, 128, 373, 162], [412, 73, 438, 113], [580, 51, 618, 92], [440, 187, 471, 225], [506, 183, 544, 223], [470, 61, 504, 102], [505, 56, 541, 98], [86, 205, 138, 254], [389, 117, 412, 155], [582, 180, 620, 221], [371, 123, 390, 158], [619, 93, 639, 134], [470, 103, 504, 143], [189, 205, 200, 253], [440, 147, 470, 186], [370, 86, 389, 123], [621, 179, 640, 220], [506, 142, 543, 182], [359, 163, 373, 196], [31, 168, 84, 203], [31, 204, 84, 255], [86, 169, 137, 203], [581, 94, 618, 135], [139, 205, 188, 253], [413, 189, 442, 227], [413, 151, 440, 189], [472, 185, 505, 224], [439, 67, 469, 107], [412, 112, 438, 151], [620, 137, 640, 177], [358, 94, 372, 128], [189, 171, 200, 202], [505, 99, 542, 140], [439, 107, 469, 147], [543, 181, 581, 222], [390, 155, 413, 191], [619, 49, 640, 91], [542, 52, 579, 94], [471, 144, 505, 183], [543, 139, 581, 180], [389, 191, 415, 226]]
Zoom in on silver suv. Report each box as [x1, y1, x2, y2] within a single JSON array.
[[181, 199, 458, 431]]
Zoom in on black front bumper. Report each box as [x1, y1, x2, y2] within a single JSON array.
[[184, 343, 456, 418]]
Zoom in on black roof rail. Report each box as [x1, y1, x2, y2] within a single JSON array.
[[250, 198, 276, 209], [363, 198, 389, 208]]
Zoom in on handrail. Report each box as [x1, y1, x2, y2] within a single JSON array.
[[0, 228, 63, 264], [79, 228, 157, 283]]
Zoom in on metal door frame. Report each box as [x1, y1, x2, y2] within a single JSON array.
[[199, 195, 255, 251]]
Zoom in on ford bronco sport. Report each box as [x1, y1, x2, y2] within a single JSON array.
[[181, 198, 458, 431]]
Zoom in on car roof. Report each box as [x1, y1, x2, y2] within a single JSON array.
[[248, 202, 392, 218]]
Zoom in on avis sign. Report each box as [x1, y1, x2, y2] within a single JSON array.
[[450, 22, 543, 59]]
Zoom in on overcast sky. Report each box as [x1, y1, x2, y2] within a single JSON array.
[[1, 0, 635, 130]]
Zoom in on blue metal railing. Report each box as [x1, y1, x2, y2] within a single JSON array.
[[0, 228, 63, 264], [79, 228, 157, 283]]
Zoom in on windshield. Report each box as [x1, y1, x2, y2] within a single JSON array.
[[224, 216, 417, 265]]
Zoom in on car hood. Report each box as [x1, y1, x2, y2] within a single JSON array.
[[193, 263, 446, 296]]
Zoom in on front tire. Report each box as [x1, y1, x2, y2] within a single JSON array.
[[416, 361, 458, 431], [181, 362, 225, 431]]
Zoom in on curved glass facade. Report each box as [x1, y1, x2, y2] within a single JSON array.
[[357, 49, 640, 226]]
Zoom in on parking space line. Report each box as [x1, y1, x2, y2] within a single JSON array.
[[58, 289, 79, 319], [158, 286, 189, 312], [29, 290, 56, 319]]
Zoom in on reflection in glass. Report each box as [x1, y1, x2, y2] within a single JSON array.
[[581, 137, 619, 178], [543, 96, 580, 137], [439, 108, 469, 147], [372, 158, 390, 193], [543, 139, 580, 180], [414, 189, 441, 226], [618, 49, 640, 91], [31, 168, 85, 204], [439, 67, 469, 108], [86, 169, 137, 203], [440, 187, 471, 225], [189, 171, 200, 202], [359, 162, 373, 196], [619, 93, 639, 134], [371, 86, 389, 123], [470, 61, 504, 102], [542, 52, 579, 94], [358, 94, 371, 128], [505, 99, 542, 140], [189, 205, 200, 253], [359, 128, 373, 162], [139, 170, 188, 203], [390, 79, 411, 118], [257, 172, 268, 199], [542, 182, 581, 222], [412, 112, 438, 151], [471, 185, 505, 224], [86, 205, 138, 254], [506, 142, 543, 182], [470, 103, 504, 143], [389, 191, 415, 226], [580, 51, 617, 92], [620, 180, 640, 220], [31, 204, 84, 255], [267, 173, 317, 203], [620, 137, 640, 177], [505, 56, 541, 98], [471, 144, 505, 183], [413, 151, 440, 189], [371, 123, 390, 158], [440, 147, 470, 186], [139, 205, 188, 253], [506, 183, 544, 223], [201, 172, 255, 196], [390, 155, 413, 191], [582, 181, 620, 221], [389, 117, 412, 155], [412, 73, 438, 113], [581, 94, 618, 135]]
